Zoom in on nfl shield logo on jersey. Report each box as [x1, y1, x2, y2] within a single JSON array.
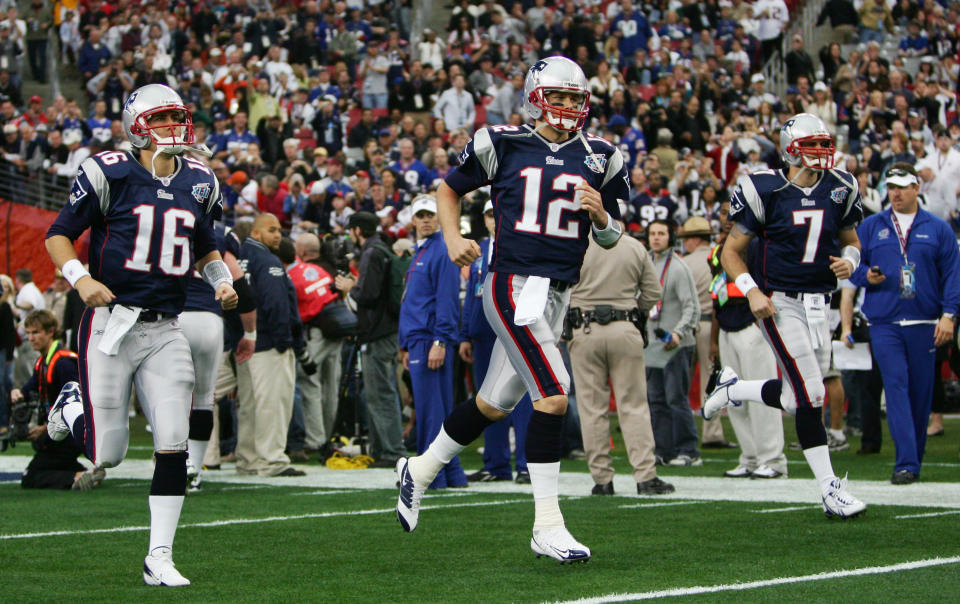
[[191, 183, 211, 204], [584, 154, 607, 174], [830, 186, 847, 204]]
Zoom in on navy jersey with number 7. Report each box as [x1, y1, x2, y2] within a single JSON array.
[[46, 150, 222, 314], [729, 168, 863, 294], [445, 124, 628, 284]]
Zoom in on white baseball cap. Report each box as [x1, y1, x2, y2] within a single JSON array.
[[886, 166, 918, 187], [483, 200, 493, 214], [411, 194, 437, 215], [751, 73, 765, 84]]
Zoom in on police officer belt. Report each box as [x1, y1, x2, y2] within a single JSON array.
[[580, 307, 630, 324]]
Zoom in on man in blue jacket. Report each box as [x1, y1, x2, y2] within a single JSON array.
[[236, 213, 307, 477], [459, 200, 532, 483], [398, 195, 467, 489], [849, 163, 960, 484]]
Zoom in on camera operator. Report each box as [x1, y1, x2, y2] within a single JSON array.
[[334, 212, 406, 465], [11, 310, 104, 490]]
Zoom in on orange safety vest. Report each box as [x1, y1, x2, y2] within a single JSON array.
[[33, 340, 78, 404]]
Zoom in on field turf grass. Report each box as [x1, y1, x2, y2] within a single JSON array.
[[2, 414, 959, 603]]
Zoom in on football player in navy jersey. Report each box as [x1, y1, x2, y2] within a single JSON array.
[[43, 84, 239, 586], [396, 56, 627, 563], [181, 223, 257, 493], [703, 113, 867, 519]]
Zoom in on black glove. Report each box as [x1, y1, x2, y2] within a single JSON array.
[[297, 350, 318, 375]]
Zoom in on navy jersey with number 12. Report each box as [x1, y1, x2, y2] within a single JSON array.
[[47, 150, 222, 314], [730, 168, 863, 294], [446, 124, 628, 284]]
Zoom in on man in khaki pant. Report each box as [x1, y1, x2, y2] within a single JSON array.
[[680, 217, 735, 449], [236, 214, 305, 477], [568, 233, 674, 496]]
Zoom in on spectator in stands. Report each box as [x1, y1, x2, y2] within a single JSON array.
[[785, 34, 817, 86], [21, 0, 52, 84], [858, 0, 894, 44], [359, 42, 389, 110], [816, 0, 860, 45], [77, 28, 110, 81], [434, 73, 474, 133], [46, 128, 87, 180], [899, 20, 930, 57]]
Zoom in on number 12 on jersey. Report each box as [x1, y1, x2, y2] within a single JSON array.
[[792, 209, 824, 264], [514, 167, 584, 239]]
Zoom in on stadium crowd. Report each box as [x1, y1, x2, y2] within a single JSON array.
[[2, 0, 960, 489]]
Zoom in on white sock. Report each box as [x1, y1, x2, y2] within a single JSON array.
[[728, 379, 767, 403], [62, 401, 84, 437], [802, 445, 837, 489], [148, 495, 185, 554], [187, 439, 209, 471], [829, 428, 845, 441], [408, 428, 463, 486], [529, 462, 564, 530]]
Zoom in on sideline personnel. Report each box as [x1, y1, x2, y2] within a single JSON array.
[[848, 163, 960, 484], [568, 223, 674, 495]]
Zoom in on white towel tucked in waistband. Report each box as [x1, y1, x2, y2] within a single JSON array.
[[514, 276, 550, 326], [98, 305, 141, 356]]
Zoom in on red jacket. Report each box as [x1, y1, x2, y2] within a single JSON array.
[[287, 259, 338, 323], [258, 182, 290, 225], [708, 144, 739, 187]]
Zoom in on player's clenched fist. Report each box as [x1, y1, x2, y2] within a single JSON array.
[[447, 235, 481, 267], [215, 282, 238, 310], [574, 181, 607, 228], [828, 256, 854, 280], [75, 276, 116, 307], [746, 289, 777, 320]]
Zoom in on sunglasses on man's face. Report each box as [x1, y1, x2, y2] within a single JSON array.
[[886, 168, 915, 178]]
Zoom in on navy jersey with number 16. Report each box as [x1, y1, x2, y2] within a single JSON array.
[[729, 168, 862, 294], [46, 150, 222, 314], [446, 124, 628, 284]]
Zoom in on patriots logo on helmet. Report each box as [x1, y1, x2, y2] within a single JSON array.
[[530, 61, 548, 73], [830, 186, 847, 204], [191, 183, 211, 204], [124, 91, 139, 112]]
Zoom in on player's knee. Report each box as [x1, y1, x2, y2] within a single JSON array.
[[807, 381, 826, 408], [96, 430, 129, 468], [534, 394, 568, 415], [779, 391, 798, 416], [476, 396, 508, 421]]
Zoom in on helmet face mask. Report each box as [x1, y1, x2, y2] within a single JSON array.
[[523, 57, 590, 132], [780, 113, 835, 170], [123, 84, 195, 155]]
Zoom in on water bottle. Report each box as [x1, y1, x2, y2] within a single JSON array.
[[654, 328, 672, 343]]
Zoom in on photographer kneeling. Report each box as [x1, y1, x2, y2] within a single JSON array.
[[11, 310, 104, 490]]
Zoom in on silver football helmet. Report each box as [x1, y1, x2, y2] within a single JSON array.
[[522, 56, 590, 132], [122, 84, 194, 154], [780, 113, 835, 170]]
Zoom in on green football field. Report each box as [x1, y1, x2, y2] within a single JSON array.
[[2, 415, 959, 603]]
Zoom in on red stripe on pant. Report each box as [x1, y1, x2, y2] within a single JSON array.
[[491, 272, 563, 398], [760, 316, 811, 407]]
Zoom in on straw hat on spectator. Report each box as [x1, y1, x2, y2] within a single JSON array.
[[679, 216, 714, 239]]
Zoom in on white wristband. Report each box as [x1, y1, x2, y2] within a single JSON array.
[[734, 272, 759, 295], [203, 259, 232, 290], [243, 330, 257, 341], [61, 259, 90, 287], [841, 245, 861, 271]]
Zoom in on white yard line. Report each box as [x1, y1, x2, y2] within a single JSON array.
[[549, 557, 960, 604], [0, 498, 529, 541], [894, 510, 960, 520], [750, 505, 821, 514], [616, 501, 706, 510]]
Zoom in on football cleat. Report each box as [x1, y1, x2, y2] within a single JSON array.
[[396, 458, 426, 532], [822, 475, 866, 519], [143, 547, 191, 587], [72, 467, 106, 491], [47, 381, 81, 442], [186, 459, 200, 493], [701, 367, 742, 420], [531, 528, 591, 564], [827, 431, 850, 452]]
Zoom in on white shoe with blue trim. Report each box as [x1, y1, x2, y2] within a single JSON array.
[[531, 528, 591, 563], [701, 367, 742, 420]]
